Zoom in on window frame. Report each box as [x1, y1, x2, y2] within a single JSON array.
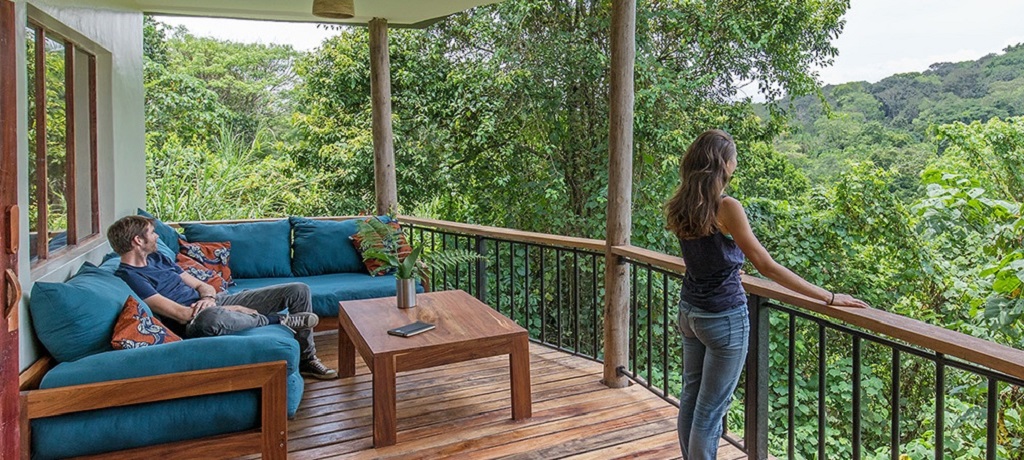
[[26, 19, 100, 267]]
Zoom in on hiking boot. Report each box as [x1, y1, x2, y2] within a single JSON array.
[[279, 312, 319, 333], [300, 357, 338, 380]]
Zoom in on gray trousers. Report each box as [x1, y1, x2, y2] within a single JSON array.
[[185, 282, 317, 361]]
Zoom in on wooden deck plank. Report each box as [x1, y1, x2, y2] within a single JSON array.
[[242, 331, 756, 460]]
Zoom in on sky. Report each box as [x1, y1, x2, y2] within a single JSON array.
[[157, 0, 1024, 87]]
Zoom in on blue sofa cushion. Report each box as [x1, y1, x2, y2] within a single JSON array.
[[230, 273, 423, 317], [182, 219, 292, 279], [29, 264, 150, 362], [289, 216, 364, 276], [32, 326, 304, 459], [138, 208, 184, 254]]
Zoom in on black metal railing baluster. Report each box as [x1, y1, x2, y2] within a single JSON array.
[[573, 251, 580, 354], [891, 349, 901, 460], [556, 248, 563, 350], [987, 378, 998, 460], [475, 235, 487, 303], [818, 324, 827, 460], [509, 242, 515, 323], [662, 271, 669, 398], [540, 247, 546, 344], [442, 232, 449, 290], [853, 336, 862, 460], [646, 267, 653, 388], [430, 231, 437, 290], [525, 245, 531, 335], [935, 356, 945, 460], [592, 255, 598, 358], [631, 266, 638, 375], [494, 240, 501, 314], [788, 312, 796, 460]]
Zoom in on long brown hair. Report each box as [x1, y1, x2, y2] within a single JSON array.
[[664, 129, 737, 239]]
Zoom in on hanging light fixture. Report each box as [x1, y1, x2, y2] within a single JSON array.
[[312, 0, 354, 19]]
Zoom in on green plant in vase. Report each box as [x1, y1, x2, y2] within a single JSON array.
[[354, 217, 483, 307]]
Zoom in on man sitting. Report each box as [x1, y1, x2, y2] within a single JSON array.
[[108, 215, 338, 380]]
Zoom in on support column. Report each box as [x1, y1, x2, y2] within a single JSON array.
[[602, 0, 635, 388], [369, 18, 397, 215]]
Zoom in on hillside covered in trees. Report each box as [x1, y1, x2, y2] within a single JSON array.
[[775, 43, 1024, 192]]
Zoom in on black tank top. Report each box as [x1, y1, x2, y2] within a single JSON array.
[[677, 230, 747, 312]]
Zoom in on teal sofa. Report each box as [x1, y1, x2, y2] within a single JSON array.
[[166, 214, 424, 319], [26, 262, 301, 459], [24, 214, 420, 459]]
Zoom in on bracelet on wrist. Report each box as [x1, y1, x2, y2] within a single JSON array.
[[828, 292, 835, 305], [201, 295, 216, 300]]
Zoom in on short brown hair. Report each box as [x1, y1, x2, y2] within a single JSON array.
[[107, 215, 154, 255]]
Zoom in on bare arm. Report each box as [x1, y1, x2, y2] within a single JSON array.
[[718, 197, 868, 308], [142, 293, 195, 324], [180, 272, 217, 299]]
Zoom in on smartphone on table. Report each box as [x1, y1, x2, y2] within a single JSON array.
[[387, 321, 435, 337]]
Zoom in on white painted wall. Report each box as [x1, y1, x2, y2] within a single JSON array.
[[16, 0, 145, 370]]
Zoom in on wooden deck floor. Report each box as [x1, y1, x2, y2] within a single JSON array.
[[265, 331, 748, 459]]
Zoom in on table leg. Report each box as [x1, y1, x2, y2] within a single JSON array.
[[510, 334, 532, 420], [372, 355, 397, 447], [338, 323, 356, 378]]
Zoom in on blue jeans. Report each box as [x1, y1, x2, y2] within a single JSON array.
[[677, 299, 749, 460]]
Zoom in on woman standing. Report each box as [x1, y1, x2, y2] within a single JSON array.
[[664, 129, 868, 459]]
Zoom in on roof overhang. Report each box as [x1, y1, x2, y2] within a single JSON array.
[[108, 0, 501, 27]]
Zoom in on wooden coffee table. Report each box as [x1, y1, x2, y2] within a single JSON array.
[[337, 289, 531, 447]]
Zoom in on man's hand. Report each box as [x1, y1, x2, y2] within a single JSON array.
[[189, 297, 217, 320]]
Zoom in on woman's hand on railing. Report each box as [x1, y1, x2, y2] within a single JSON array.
[[830, 293, 869, 308]]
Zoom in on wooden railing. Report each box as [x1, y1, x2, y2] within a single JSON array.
[[149, 214, 1024, 458], [399, 215, 1024, 460]]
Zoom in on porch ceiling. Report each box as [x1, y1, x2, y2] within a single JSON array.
[[122, 0, 501, 27]]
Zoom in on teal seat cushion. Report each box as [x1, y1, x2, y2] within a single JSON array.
[[289, 216, 364, 276], [40, 326, 299, 387], [182, 219, 292, 279], [32, 327, 303, 459], [229, 273, 424, 317], [138, 208, 184, 254], [29, 264, 150, 362]]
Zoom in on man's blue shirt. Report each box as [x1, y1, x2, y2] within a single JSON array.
[[115, 252, 200, 306]]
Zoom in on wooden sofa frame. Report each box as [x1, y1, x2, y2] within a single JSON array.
[[19, 359, 288, 459]]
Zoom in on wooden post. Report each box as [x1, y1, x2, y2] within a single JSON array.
[[1, 2, 21, 458], [369, 18, 397, 216], [602, 0, 635, 389]]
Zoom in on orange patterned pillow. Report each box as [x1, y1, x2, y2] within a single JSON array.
[[176, 253, 229, 292], [111, 296, 181, 349], [350, 218, 413, 276], [179, 240, 233, 288]]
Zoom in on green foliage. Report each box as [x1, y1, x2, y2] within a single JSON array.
[[915, 117, 1024, 331], [144, 18, 299, 150], [354, 218, 482, 280]]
